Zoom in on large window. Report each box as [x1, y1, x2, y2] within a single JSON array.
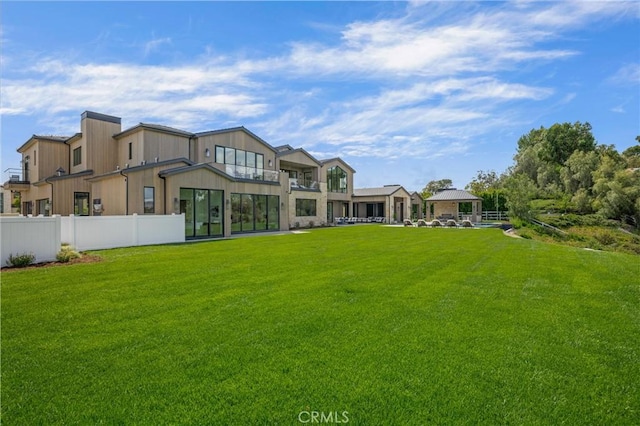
[[296, 199, 317, 216], [180, 188, 224, 238], [215, 145, 264, 171], [144, 187, 155, 214], [231, 193, 279, 233], [74, 192, 90, 215], [327, 166, 347, 193], [73, 147, 82, 166]]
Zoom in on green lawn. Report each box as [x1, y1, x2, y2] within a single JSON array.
[[2, 226, 639, 424]]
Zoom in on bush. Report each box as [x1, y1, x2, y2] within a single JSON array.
[[594, 231, 616, 246], [7, 252, 35, 268], [57, 246, 81, 263]]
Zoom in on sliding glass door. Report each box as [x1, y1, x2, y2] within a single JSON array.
[[180, 188, 224, 238]]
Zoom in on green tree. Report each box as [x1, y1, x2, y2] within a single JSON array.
[[622, 137, 640, 168], [504, 174, 537, 220], [539, 121, 596, 165], [465, 170, 502, 194], [561, 150, 600, 194], [421, 179, 453, 199]]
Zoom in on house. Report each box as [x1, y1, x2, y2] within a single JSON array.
[[4, 111, 357, 238], [352, 185, 413, 223]]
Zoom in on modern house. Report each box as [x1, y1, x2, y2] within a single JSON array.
[[3, 111, 361, 238]]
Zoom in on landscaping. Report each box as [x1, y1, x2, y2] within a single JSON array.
[[2, 226, 639, 424]]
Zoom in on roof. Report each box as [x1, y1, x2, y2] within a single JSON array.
[[17, 135, 70, 152], [276, 147, 323, 166], [115, 123, 194, 139], [319, 157, 356, 173], [425, 189, 481, 201], [353, 185, 406, 197], [195, 126, 278, 153], [86, 158, 194, 181]]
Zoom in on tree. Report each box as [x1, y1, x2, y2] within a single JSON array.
[[503, 174, 537, 219], [538, 121, 596, 165], [421, 179, 453, 199], [561, 150, 599, 194], [465, 170, 502, 194], [622, 137, 640, 168]]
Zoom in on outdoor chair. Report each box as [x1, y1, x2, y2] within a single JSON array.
[[417, 219, 428, 227], [403, 219, 414, 227], [446, 219, 458, 228], [461, 220, 473, 228], [430, 219, 442, 227]]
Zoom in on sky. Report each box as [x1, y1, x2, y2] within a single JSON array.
[[1, 1, 638, 192]]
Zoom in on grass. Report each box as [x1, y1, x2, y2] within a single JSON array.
[[2, 226, 639, 424]]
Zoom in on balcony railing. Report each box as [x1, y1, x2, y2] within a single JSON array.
[[290, 178, 319, 190], [2, 168, 27, 183], [225, 165, 279, 182]]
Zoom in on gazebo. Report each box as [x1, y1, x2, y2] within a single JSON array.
[[425, 189, 482, 222]]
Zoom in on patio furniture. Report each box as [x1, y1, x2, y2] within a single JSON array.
[[430, 219, 442, 227]]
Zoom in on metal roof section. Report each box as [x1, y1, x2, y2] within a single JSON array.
[[158, 163, 233, 180], [82, 111, 122, 124], [195, 126, 278, 153], [114, 123, 195, 139], [276, 147, 323, 166], [17, 135, 70, 152], [39, 169, 95, 183], [86, 158, 194, 181], [319, 157, 356, 173], [425, 189, 481, 201], [353, 185, 404, 197]]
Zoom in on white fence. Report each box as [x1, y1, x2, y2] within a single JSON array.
[[61, 214, 185, 251], [1, 216, 61, 266], [1, 214, 185, 266]]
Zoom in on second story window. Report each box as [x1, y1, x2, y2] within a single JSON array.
[[73, 147, 82, 166], [215, 145, 264, 170], [128, 142, 132, 160], [327, 166, 347, 193]]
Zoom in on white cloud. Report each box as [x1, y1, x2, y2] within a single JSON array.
[[144, 36, 172, 56], [0, 0, 635, 162], [607, 63, 640, 86]]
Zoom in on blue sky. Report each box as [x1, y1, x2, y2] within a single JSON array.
[[1, 1, 638, 191]]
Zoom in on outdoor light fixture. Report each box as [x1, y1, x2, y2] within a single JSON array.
[[268, 159, 273, 167], [205, 148, 211, 158]]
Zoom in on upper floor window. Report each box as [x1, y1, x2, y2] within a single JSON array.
[[327, 166, 347, 193], [34, 150, 37, 166], [215, 145, 264, 170], [73, 147, 82, 166], [128, 142, 132, 160]]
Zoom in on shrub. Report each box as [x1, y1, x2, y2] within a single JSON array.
[[308, 221, 314, 228], [57, 246, 81, 263], [594, 231, 616, 246], [7, 252, 35, 268]]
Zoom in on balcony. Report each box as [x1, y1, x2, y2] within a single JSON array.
[[290, 178, 320, 191], [225, 165, 279, 182], [2, 168, 30, 190]]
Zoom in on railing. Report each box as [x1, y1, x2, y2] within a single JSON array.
[[290, 178, 319, 190], [2, 168, 25, 183], [530, 218, 568, 236], [224, 165, 279, 182], [480, 211, 509, 221]]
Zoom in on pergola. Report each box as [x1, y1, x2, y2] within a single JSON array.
[[425, 189, 482, 222]]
